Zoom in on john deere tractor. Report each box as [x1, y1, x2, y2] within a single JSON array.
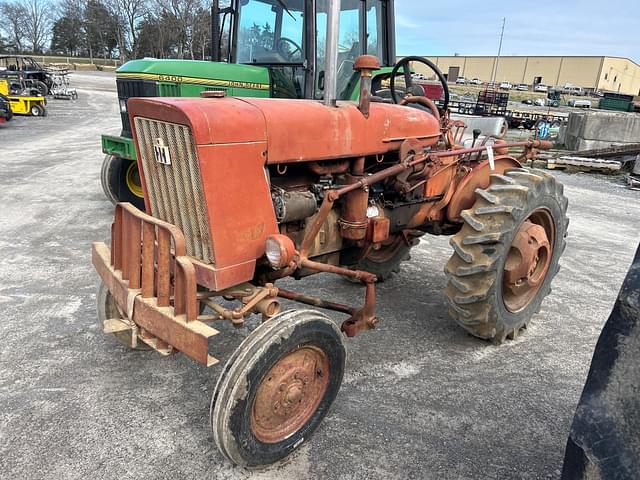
[[101, 0, 399, 209]]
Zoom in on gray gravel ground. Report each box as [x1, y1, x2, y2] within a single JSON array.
[[1, 72, 639, 480]]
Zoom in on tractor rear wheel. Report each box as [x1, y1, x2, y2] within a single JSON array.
[[33, 80, 48, 96], [444, 168, 568, 343], [100, 154, 145, 210], [351, 235, 414, 281], [210, 309, 345, 467]]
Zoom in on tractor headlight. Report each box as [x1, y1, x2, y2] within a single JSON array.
[[265, 234, 296, 269], [119, 99, 127, 113]]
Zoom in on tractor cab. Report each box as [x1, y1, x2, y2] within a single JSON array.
[[215, 0, 396, 100]]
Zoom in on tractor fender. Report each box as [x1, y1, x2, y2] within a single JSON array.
[[446, 156, 521, 222]]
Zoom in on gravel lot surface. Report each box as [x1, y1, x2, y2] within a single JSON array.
[[1, 71, 639, 480]]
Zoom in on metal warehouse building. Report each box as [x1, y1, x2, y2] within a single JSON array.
[[412, 55, 640, 95]]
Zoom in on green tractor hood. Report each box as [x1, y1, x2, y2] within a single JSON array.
[[116, 58, 271, 94]]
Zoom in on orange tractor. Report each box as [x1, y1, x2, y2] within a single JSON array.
[[92, 6, 568, 467]]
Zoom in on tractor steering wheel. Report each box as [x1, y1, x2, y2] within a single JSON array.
[[276, 37, 303, 62], [390, 56, 449, 112]]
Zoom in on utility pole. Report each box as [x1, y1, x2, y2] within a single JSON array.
[[490, 17, 506, 85]]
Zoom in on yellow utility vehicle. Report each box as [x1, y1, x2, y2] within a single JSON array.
[[0, 79, 46, 116]]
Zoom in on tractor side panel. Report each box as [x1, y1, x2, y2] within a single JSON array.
[[198, 141, 278, 271]]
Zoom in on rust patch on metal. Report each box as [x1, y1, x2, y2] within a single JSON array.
[[251, 346, 330, 444], [503, 210, 555, 313]]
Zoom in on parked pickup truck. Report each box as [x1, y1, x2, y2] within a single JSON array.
[[564, 85, 586, 96]]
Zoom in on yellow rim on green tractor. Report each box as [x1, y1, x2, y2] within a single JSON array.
[[126, 163, 144, 198]]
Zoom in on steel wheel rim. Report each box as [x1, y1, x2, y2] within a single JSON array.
[[251, 346, 330, 444], [502, 208, 555, 313], [125, 163, 144, 198]]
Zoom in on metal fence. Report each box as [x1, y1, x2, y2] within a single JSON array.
[[0, 53, 121, 67]]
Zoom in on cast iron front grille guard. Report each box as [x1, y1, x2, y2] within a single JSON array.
[[92, 202, 219, 366]]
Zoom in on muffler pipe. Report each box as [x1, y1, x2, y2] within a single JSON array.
[[323, 0, 341, 107], [354, 55, 381, 118]]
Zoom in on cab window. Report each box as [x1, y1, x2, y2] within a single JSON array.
[[236, 0, 304, 64], [315, 0, 386, 99]]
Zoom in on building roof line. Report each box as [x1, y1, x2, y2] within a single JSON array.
[[418, 55, 639, 68]]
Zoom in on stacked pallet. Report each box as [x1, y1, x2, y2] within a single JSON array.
[[534, 143, 640, 176], [546, 156, 622, 173]]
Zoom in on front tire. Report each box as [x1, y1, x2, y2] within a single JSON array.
[[210, 310, 345, 467], [100, 154, 145, 210], [444, 168, 569, 343], [96, 282, 151, 350]]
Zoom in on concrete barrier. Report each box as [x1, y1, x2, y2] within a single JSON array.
[[565, 110, 640, 150]]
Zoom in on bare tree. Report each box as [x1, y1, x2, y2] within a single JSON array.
[[22, 0, 54, 53], [106, 0, 147, 60], [154, 0, 203, 59], [192, 6, 210, 60], [0, 1, 28, 52]]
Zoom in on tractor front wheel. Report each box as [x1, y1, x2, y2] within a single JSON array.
[[444, 168, 568, 343], [100, 154, 145, 210], [96, 282, 151, 350], [210, 310, 345, 467]]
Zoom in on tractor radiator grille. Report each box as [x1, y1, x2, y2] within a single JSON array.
[[116, 79, 157, 136], [133, 117, 214, 264]]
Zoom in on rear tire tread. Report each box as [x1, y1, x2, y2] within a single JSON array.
[[444, 168, 568, 343]]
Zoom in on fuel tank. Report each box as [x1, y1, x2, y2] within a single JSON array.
[[127, 96, 441, 290]]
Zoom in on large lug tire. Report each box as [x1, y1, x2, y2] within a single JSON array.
[[352, 236, 414, 282], [96, 282, 151, 350], [210, 310, 346, 468], [100, 154, 145, 210], [444, 168, 569, 343], [33, 80, 48, 96]]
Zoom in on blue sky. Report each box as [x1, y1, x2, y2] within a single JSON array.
[[394, 0, 640, 62]]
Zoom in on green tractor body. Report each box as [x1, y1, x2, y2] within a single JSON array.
[[102, 59, 271, 161]]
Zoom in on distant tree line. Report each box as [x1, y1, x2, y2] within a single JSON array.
[[0, 0, 213, 61]]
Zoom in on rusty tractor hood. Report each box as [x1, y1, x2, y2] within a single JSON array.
[[128, 96, 441, 163]]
